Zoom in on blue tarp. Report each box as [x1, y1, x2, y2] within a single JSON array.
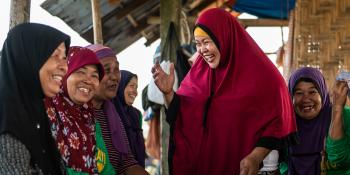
[[233, 0, 296, 19]]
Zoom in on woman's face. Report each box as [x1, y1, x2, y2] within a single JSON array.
[[293, 81, 322, 120], [94, 57, 120, 100], [39, 42, 67, 97], [124, 76, 138, 106], [195, 36, 220, 69], [66, 65, 100, 105]]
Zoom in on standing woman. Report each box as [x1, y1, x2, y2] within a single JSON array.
[[287, 67, 331, 175], [0, 23, 70, 174], [113, 70, 146, 167], [44, 46, 105, 174], [152, 8, 297, 175]]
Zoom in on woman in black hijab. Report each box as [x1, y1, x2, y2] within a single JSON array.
[[0, 23, 70, 174]]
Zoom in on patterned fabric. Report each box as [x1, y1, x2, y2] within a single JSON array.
[[44, 46, 104, 174], [95, 109, 138, 174], [0, 134, 44, 175], [45, 93, 97, 174]]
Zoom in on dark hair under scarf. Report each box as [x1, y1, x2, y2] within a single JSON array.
[[288, 67, 331, 175], [0, 23, 70, 174], [112, 70, 146, 167]]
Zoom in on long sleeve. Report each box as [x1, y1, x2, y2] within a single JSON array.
[[165, 93, 180, 126], [0, 134, 42, 175], [326, 106, 350, 164]]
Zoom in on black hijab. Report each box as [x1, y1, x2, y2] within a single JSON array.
[[0, 23, 70, 174]]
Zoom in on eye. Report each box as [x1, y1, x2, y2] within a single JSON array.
[[91, 73, 99, 80]]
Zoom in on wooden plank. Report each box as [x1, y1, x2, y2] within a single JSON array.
[[102, 0, 150, 22], [239, 19, 289, 27]]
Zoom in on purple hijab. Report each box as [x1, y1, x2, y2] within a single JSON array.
[[288, 67, 331, 175], [112, 70, 145, 167]]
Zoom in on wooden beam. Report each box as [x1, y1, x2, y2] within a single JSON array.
[[9, 0, 31, 29], [102, 0, 150, 22], [126, 14, 149, 39], [239, 19, 289, 27], [91, 0, 103, 44]]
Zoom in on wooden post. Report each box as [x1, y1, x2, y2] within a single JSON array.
[[91, 0, 103, 44], [9, 0, 31, 29], [160, 0, 181, 175], [283, 10, 295, 81]]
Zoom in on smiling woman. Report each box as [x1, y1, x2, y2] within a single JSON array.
[[0, 23, 70, 174], [44, 46, 105, 174]]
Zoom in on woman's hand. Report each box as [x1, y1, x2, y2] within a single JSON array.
[[240, 147, 270, 175], [151, 62, 175, 106], [151, 62, 175, 95], [332, 80, 348, 108]]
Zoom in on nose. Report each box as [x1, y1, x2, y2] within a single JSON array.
[[59, 59, 68, 74]]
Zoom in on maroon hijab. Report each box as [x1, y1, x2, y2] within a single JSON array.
[[173, 8, 297, 174], [44, 46, 104, 174]]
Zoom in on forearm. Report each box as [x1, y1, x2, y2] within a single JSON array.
[[329, 105, 345, 140], [247, 147, 271, 164], [164, 91, 174, 108]]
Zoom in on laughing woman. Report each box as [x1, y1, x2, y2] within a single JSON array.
[[44, 46, 105, 174], [113, 70, 146, 167], [0, 23, 70, 174]]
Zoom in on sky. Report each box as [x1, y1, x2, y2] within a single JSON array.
[[0, 0, 287, 112]]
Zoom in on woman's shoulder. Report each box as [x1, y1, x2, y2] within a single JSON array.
[[0, 133, 39, 174]]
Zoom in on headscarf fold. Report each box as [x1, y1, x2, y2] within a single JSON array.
[[44, 46, 104, 174], [113, 70, 146, 167], [0, 23, 70, 174], [288, 67, 331, 175], [86, 44, 129, 155], [172, 8, 297, 174]]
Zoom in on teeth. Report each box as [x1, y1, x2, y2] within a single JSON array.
[[78, 88, 89, 93], [303, 106, 313, 110], [53, 75, 62, 81]]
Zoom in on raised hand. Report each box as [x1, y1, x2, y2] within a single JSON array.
[[151, 61, 175, 95], [332, 80, 348, 108]]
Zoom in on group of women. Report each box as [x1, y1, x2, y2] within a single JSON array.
[[0, 24, 147, 175], [151, 8, 350, 175], [0, 7, 349, 175]]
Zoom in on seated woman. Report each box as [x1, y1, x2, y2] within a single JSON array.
[[326, 79, 350, 174], [44, 46, 105, 174], [113, 70, 146, 167], [0, 23, 70, 174]]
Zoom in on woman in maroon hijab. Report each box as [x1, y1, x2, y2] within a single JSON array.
[[152, 8, 298, 175]]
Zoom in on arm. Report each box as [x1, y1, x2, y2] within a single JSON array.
[[329, 81, 348, 140], [327, 81, 350, 164], [240, 147, 271, 175], [0, 134, 33, 174]]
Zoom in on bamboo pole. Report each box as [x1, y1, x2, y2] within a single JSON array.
[[91, 0, 103, 44], [9, 0, 31, 29]]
